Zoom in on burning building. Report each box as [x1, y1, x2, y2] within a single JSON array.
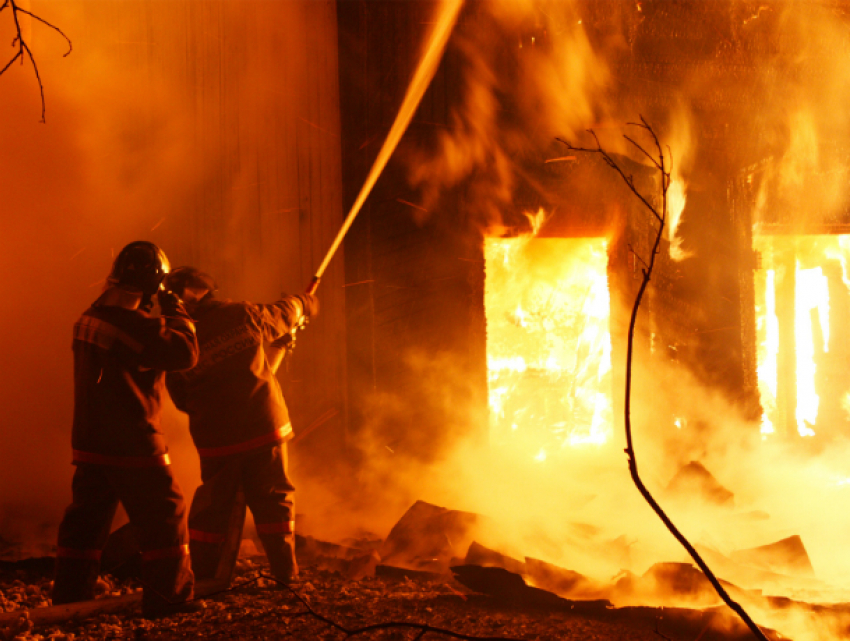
[[337, 0, 850, 602], [5, 0, 850, 638]]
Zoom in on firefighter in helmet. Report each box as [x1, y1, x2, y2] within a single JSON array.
[[163, 267, 317, 586], [53, 241, 200, 618]]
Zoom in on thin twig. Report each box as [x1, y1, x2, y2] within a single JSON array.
[[556, 132, 663, 224], [627, 244, 649, 270], [139, 571, 522, 640], [623, 134, 662, 171], [561, 119, 771, 641], [0, 0, 72, 122]]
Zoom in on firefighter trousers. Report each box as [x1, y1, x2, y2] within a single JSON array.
[[53, 463, 193, 613], [188, 443, 296, 583]]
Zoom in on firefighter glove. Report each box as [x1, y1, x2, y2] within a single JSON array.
[[158, 289, 184, 316], [296, 293, 319, 318]]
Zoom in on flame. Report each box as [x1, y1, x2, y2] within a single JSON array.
[[524, 208, 547, 236], [484, 225, 613, 458], [795, 266, 829, 437], [756, 267, 779, 435], [754, 235, 839, 437], [666, 178, 690, 262]]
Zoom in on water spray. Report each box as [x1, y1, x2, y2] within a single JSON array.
[[305, 0, 464, 296], [269, 0, 464, 373]]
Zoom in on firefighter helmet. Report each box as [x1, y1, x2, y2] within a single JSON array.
[[164, 266, 217, 299], [107, 241, 171, 297]]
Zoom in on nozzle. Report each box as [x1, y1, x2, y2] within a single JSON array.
[[306, 276, 320, 296]]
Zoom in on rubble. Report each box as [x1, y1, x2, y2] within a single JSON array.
[[464, 541, 525, 575], [731, 535, 815, 578], [0, 501, 844, 639], [378, 500, 480, 573], [0, 557, 779, 641], [665, 461, 735, 506], [612, 562, 746, 608], [523, 557, 605, 601]]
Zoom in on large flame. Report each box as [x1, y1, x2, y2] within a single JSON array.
[[667, 178, 690, 262], [754, 235, 840, 438], [484, 222, 613, 459]]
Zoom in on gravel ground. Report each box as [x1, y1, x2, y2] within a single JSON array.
[[0, 557, 778, 641]]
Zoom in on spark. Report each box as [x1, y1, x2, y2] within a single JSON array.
[[298, 116, 337, 137], [544, 155, 577, 164], [342, 280, 375, 288], [396, 198, 429, 213]]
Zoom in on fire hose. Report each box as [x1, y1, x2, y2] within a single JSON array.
[[268, 0, 464, 373]]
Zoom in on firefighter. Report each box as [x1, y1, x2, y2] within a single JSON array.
[[163, 267, 317, 586], [53, 241, 200, 619]]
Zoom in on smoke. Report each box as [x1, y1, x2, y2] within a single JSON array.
[[406, 0, 613, 228], [745, 2, 850, 230], [0, 1, 207, 556], [0, 0, 338, 557], [340, 5, 850, 638], [319, 317, 850, 641]]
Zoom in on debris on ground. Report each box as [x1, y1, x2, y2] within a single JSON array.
[[1, 500, 848, 640]]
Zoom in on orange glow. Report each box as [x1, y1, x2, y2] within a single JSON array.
[[754, 235, 839, 437], [484, 225, 613, 458], [755, 266, 779, 436], [666, 178, 690, 262]]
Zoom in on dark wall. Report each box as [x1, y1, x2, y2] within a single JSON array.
[[338, 1, 489, 463]]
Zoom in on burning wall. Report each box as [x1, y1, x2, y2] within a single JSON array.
[[753, 234, 850, 441], [336, 3, 850, 624], [484, 232, 613, 456]]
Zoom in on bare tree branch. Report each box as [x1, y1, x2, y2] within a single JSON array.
[[623, 134, 662, 171], [0, 0, 72, 122], [560, 119, 771, 641], [557, 131, 663, 224]]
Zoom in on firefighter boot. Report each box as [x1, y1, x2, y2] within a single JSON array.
[[52, 558, 100, 604], [261, 533, 298, 584], [140, 554, 197, 619]]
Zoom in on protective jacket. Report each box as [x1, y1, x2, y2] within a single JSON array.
[[166, 297, 303, 457], [56, 292, 199, 613], [71, 296, 199, 465]]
